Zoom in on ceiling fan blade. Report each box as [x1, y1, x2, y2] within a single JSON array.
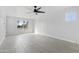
[[37, 7, 42, 11], [37, 11, 45, 13]]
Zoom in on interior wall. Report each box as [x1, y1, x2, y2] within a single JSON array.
[[1, 6, 79, 45], [4, 6, 35, 36], [35, 6, 79, 44], [0, 7, 6, 45], [6, 16, 34, 36], [0, 6, 35, 45]]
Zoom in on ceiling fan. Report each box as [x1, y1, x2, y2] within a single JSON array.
[[25, 6, 45, 15], [33, 6, 45, 15]]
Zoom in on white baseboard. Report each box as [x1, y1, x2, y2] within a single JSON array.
[[36, 33, 79, 44], [2, 33, 79, 46]]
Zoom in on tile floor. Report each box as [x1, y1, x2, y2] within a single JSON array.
[[0, 33, 79, 53]]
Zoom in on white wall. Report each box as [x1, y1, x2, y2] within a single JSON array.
[[0, 6, 35, 45], [0, 7, 6, 45], [35, 6, 79, 44], [5, 6, 35, 36], [1, 6, 79, 45], [6, 16, 34, 36], [3, 6, 35, 36]]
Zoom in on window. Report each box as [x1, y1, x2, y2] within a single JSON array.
[[17, 20, 28, 28], [65, 11, 77, 22]]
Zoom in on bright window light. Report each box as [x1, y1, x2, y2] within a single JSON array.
[[17, 20, 23, 26], [65, 11, 77, 22]]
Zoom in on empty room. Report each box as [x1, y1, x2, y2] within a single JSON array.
[[0, 6, 79, 53]]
